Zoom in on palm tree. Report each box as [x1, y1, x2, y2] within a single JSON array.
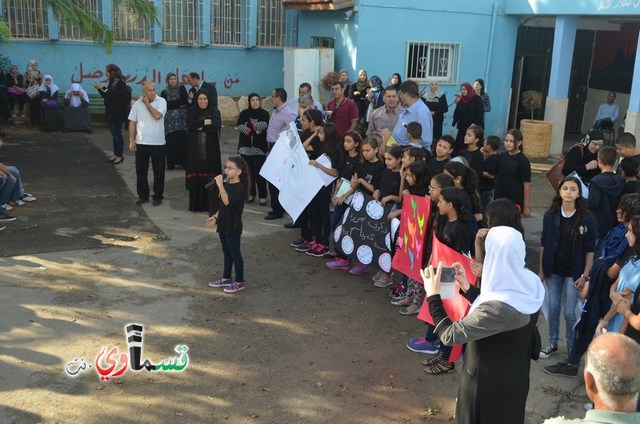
[[0, 0, 158, 53]]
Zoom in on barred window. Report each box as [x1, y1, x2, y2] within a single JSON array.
[[257, 0, 285, 48], [112, 2, 150, 43], [163, 0, 197, 44], [58, 0, 101, 40], [406, 41, 460, 84], [211, 0, 243, 45], [311, 36, 334, 48], [2, 0, 49, 39]]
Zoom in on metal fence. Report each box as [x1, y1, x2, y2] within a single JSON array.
[[58, 0, 101, 40], [2, 0, 49, 39], [211, 0, 243, 45], [163, 0, 197, 44], [112, 2, 150, 43], [257, 0, 284, 48], [405, 41, 461, 85]]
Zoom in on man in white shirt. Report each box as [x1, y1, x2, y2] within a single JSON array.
[[287, 82, 324, 112], [593, 91, 620, 131], [128, 82, 167, 206]]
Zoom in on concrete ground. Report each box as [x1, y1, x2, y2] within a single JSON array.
[[0, 123, 590, 423]]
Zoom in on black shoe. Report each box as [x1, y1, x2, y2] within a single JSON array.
[[284, 221, 300, 229], [136, 199, 148, 205], [152, 199, 162, 206], [0, 213, 16, 222], [544, 362, 578, 377], [264, 212, 283, 220]]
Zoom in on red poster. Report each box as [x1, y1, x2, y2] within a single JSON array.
[[391, 194, 430, 281]]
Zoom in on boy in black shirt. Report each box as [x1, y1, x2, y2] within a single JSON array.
[[427, 135, 453, 178], [479, 135, 500, 210]]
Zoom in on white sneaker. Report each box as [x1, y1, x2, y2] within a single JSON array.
[[12, 199, 26, 206], [21, 194, 37, 202], [372, 270, 385, 282], [374, 273, 394, 288], [3, 203, 13, 211]]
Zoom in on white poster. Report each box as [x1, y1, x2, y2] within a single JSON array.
[[259, 125, 324, 222]]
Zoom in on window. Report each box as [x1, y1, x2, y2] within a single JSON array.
[[406, 41, 460, 84], [3, 0, 48, 39], [112, 2, 150, 43], [211, 0, 243, 45], [58, 0, 101, 41], [311, 36, 334, 48], [163, 0, 197, 44], [257, 0, 285, 48]]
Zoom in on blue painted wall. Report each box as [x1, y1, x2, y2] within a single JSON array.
[[1, 41, 284, 98], [504, 0, 640, 15]]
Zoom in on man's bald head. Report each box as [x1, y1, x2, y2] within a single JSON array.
[[142, 82, 157, 101]]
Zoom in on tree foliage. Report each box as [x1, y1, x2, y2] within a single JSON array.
[[0, 0, 158, 53]]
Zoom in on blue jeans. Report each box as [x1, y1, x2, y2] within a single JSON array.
[[331, 203, 349, 231], [0, 175, 16, 205], [546, 273, 580, 350], [219, 233, 244, 282], [480, 189, 494, 212], [109, 122, 124, 157], [7, 166, 25, 198]]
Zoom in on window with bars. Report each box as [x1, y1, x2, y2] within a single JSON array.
[[257, 0, 285, 48], [406, 41, 460, 84], [211, 0, 243, 45], [112, 2, 150, 43], [311, 36, 334, 48], [163, 0, 197, 44], [2, 0, 49, 39], [58, 0, 101, 40]]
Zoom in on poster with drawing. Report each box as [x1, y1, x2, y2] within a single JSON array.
[[259, 125, 324, 221], [334, 191, 392, 272], [391, 194, 431, 281]]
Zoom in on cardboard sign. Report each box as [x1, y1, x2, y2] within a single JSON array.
[[391, 194, 431, 281]]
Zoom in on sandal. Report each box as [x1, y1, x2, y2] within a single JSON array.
[[422, 351, 443, 367], [424, 360, 454, 375], [390, 297, 411, 307]]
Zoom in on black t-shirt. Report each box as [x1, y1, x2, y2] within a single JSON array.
[[552, 213, 577, 276], [428, 157, 448, 178], [440, 219, 474, 255], [380, 168, 401, 199], [622, 180, 640, 196], [494, 151, 531, 209], [479, 153, 498, 192], [217, 182, 246, 235], [458, 148, 484, 183], [355, 160, 385, 196], [339, 152, 360, 180]]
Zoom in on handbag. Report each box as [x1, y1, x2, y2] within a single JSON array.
[[26, 83, 40, 99], [546, 144, 582, 191], [7, 86, 25, 95]]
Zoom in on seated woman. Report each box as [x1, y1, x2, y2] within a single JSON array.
[[39, 75, 63, 132], [6, 65, 26, 118], [63, 83, 92, 133]]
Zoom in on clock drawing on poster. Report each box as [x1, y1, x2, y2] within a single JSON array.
[[366, 199, 384, 220], [334, 225, 343, 243], [378, 252, 392, 273], [351, 192, 365, 211], [342, 207, 350, 225], [341, 235, 355, 255], [357, 245, 373, 265]]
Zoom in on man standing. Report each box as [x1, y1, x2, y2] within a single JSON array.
[[188, 72, 218, 111], [593, 91, 619, 131], [387, 80, 434, 153], [543, 332, 640, 423], [129, 82, 167, 206], [367, 86, 404, 155], [287, 82, 324, 112], [326, 81, 358, 139], [265, 88, 296, 220]]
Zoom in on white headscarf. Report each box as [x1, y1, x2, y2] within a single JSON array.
[[39, 75, 59, 96], [66, 83, 89, 107], [469, 226, 545, 315]]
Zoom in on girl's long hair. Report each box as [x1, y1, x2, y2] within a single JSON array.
[[630, 215, 640, 255], [444, 161, 481, 208], [485, 198, 524, 236], [547, 176, 588, 239], [407, 161, 429, 195], [440, 187, 469, 223], [227, 156, 252, 200], [321, 123, 344, 165]]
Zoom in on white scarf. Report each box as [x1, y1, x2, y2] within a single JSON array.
[[469, 226, 545, 315], [66, 83, 89, 107], [39, 75, 59, 96]]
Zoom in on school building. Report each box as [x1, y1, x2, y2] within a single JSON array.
[[1, 0, 639, 154]]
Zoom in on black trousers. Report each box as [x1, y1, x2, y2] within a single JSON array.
[[135, 144, 165, 201]]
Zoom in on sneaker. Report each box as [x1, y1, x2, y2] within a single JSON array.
[[21, 194, 36, 202], [3, 203, 13, 211], [349, 263, 369, 275], [0, 225, 5, 231], [544, 362, 578, 377], [290, 237, 307, 248], [223, 281, 246, 293], [406, 336, 440, 354], [11, 199, 26, 206], [295, 241, 315, 252], [306, 244, 329, 257], [390, 291, 407, 301], [0, 213, 16, 222], [372, 270, 385, 282], [539, 343, 558, 359], [327, 257, 351, 270], [374, 273, 394, 288], [208, 278, 233, 288], [388, 282, 405, 297]]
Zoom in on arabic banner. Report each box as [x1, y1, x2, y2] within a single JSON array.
[[334, 191, 392, 272], [391, 194, 431, 281], [259, 125, 324, 222], [417, 236, 477, 362]]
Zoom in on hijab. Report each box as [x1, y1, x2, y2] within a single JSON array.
[[469, 226, 545, 315], [391, 73, 402, 91], [424, 80, 444, 102], [246, 92, 265, 119], [66, 83, 89, 107], [39, 75, 59, 95], [164, 72, 182, 99], [456, 82, 476, 104], [193, 91, 213, 116], [25, 59, 42, 82], [355, 69, 369, 92]]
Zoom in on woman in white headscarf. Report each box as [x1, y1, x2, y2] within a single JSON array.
[[63, 83, 92, 133], [39, 74, 62, 132], [421, 198, 545, 424]]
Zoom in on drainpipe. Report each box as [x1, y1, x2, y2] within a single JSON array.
[[484, 2, 498, 85]]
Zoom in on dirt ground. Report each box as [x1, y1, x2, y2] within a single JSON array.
[[0, 125, 590, 423]]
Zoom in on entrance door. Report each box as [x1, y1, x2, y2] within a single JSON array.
[[565, 31, 595, 134]]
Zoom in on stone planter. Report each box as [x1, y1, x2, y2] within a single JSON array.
[[521, 119, 552, 159]]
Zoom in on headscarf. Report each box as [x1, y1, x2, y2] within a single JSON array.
[[25, 59, 42, 83], [193, 91, 213, 116], [66, 83, 89, 107], [246, 92, 264, 118], [39, 75, 59, 96], [469, 226, 545, 315], [369, 76, 385, 109], [9, 65, 19, 77], [355, 69, 368, 92], [391, 73, 402, 91], [338, 69, 351, 87], [424, 80, 444, 102], [581, 129, 604, 147], [456, 82, 476, 104], [164, 72, 182, 98]]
